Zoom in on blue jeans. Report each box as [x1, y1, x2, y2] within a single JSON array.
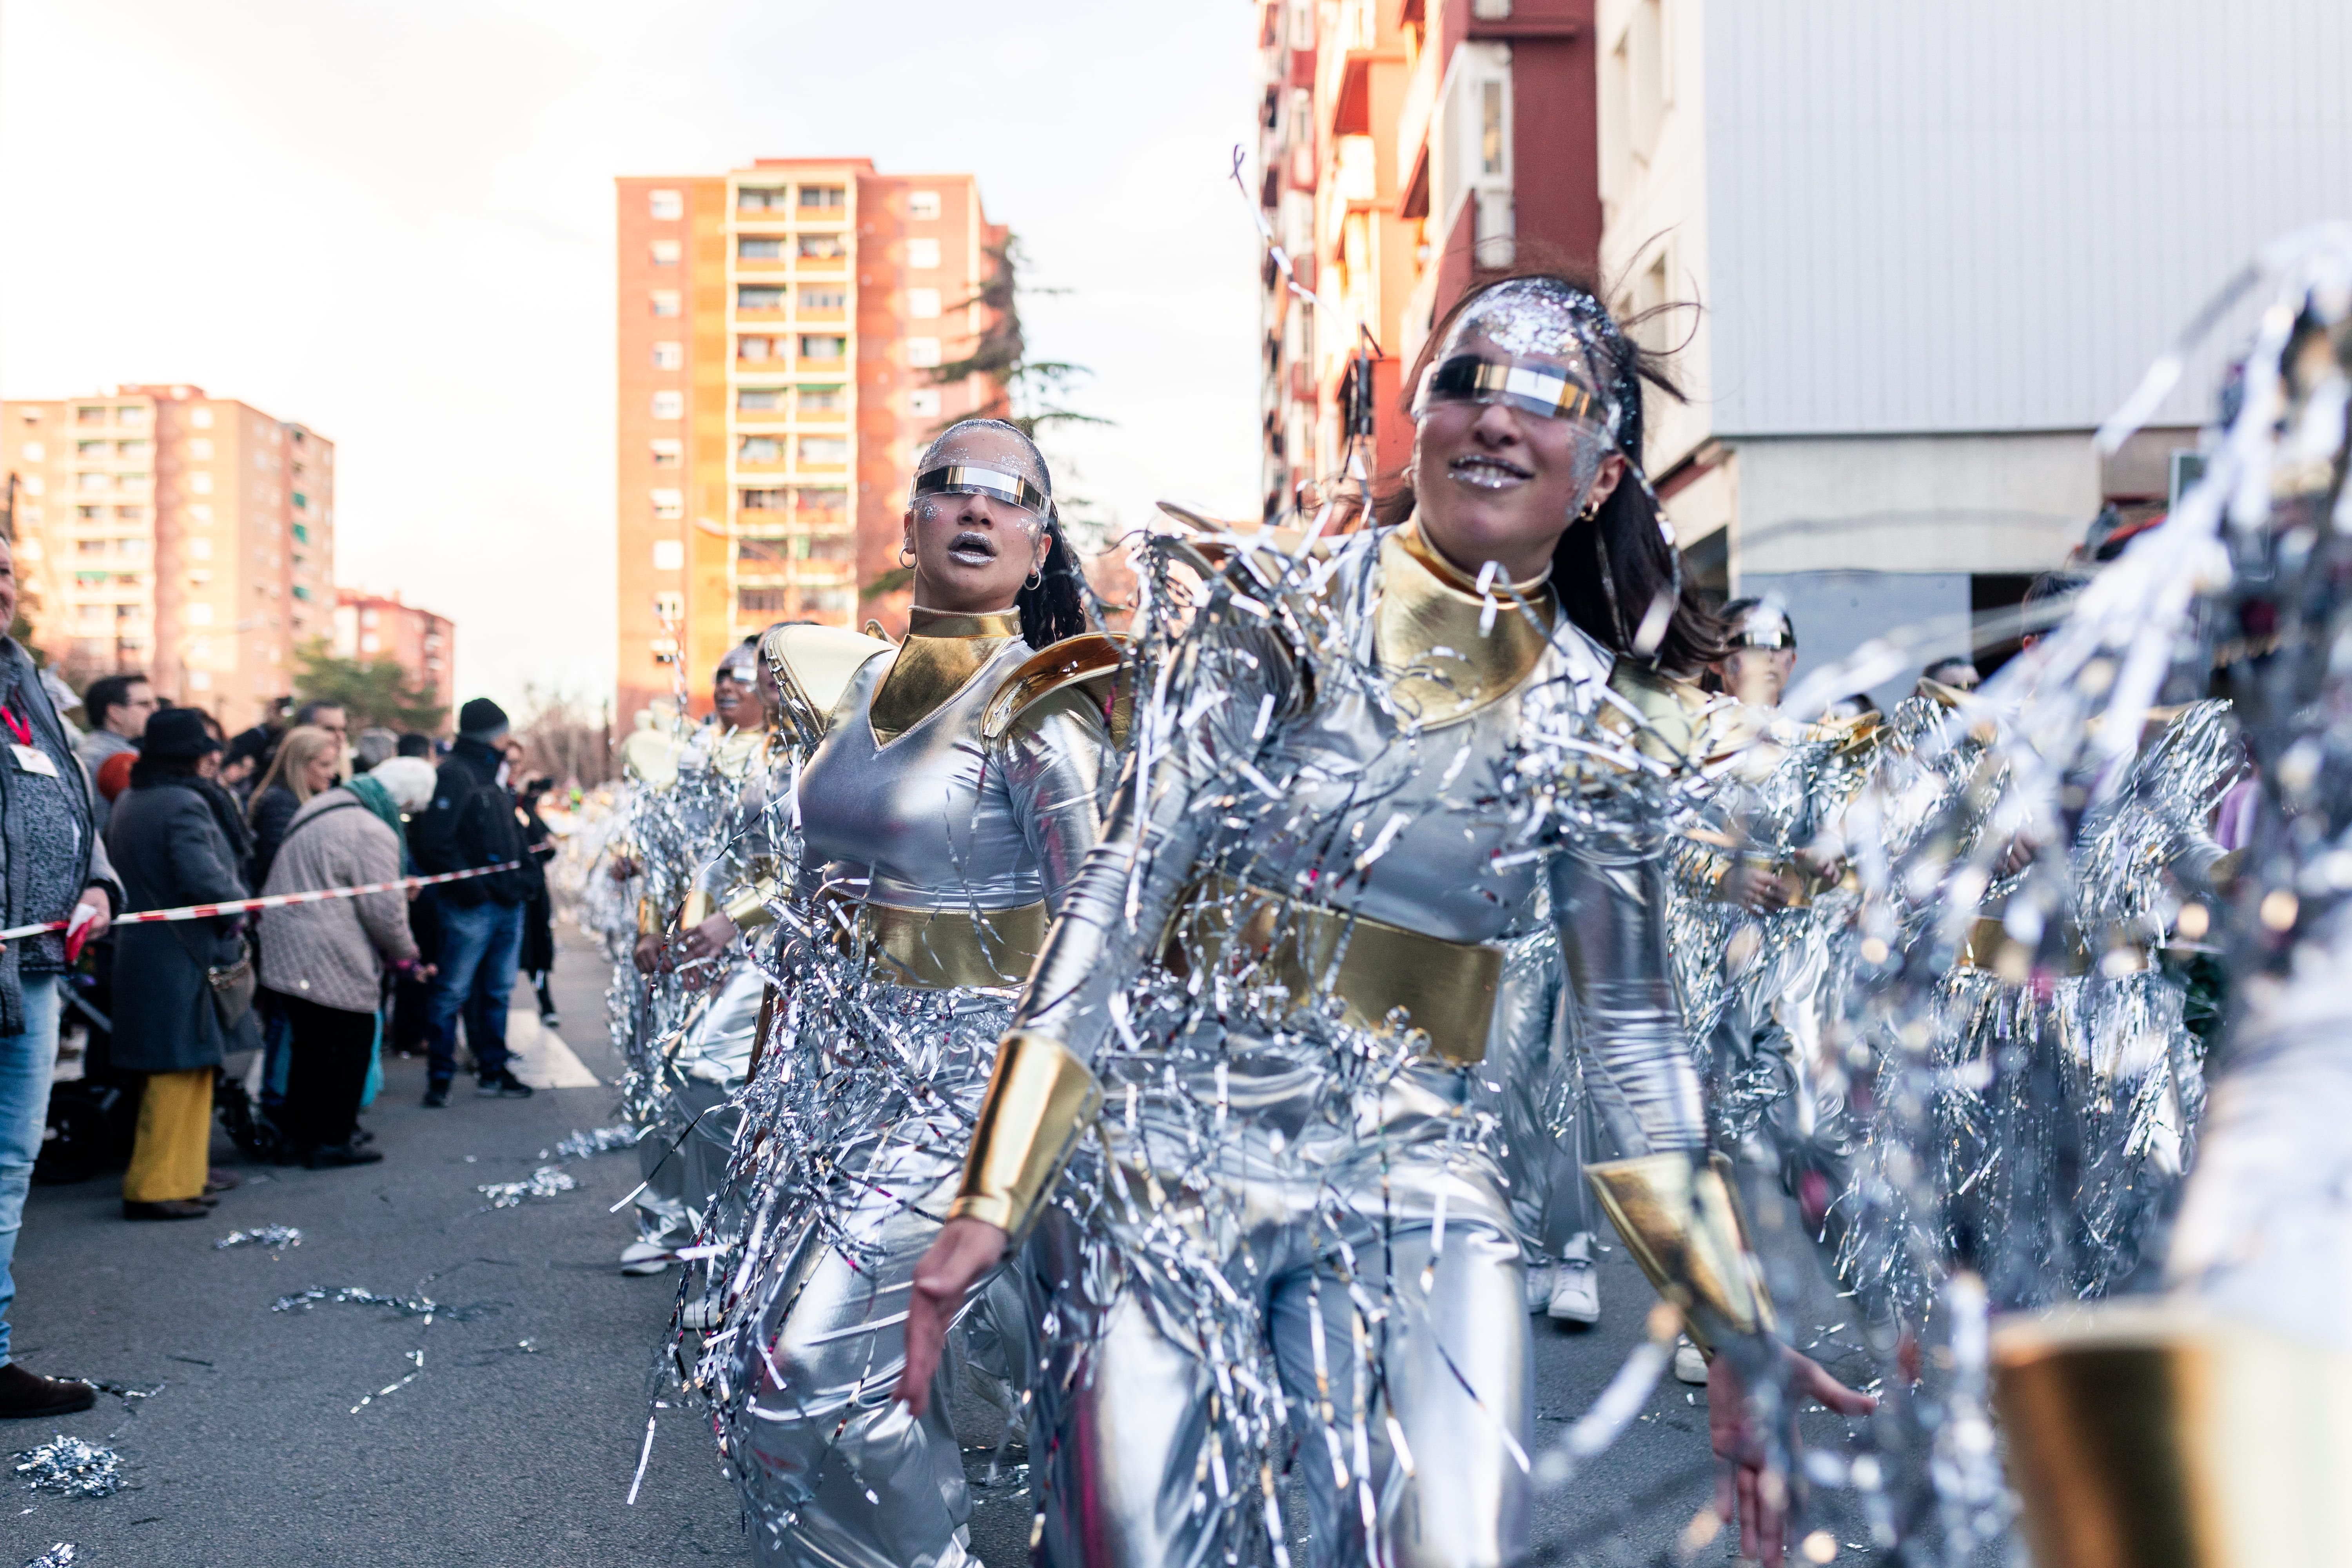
[[0, 975, 62, 1367], [424, 899, 523, 1086]]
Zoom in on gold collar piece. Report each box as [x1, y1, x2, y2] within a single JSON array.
[[869, 608, 1022, 744], [1374, 522, 1556, 728]]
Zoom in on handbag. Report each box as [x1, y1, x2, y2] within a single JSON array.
[[172, 919, 257, 1032]]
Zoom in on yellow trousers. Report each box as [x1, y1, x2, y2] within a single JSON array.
[[124, 1069, 213, 1203]]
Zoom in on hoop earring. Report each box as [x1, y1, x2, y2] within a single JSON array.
[[1576, 499, 1600, 524], [898, 543, 916, 568], [1024, 564, 1044, 592]]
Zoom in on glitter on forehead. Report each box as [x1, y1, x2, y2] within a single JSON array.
[[916, 417, 1052, 500], [1439, 278, 1630, 440]]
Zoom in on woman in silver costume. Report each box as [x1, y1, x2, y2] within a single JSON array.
[[901, 273, 1870, 1568], [696, 419, 1119, 1568]]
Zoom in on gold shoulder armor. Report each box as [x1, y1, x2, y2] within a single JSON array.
[[981, 633, 1133, 748], [764, 623, 892, 743]]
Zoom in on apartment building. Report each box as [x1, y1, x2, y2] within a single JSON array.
[[613, 158, 1006, 725], [332, 588, 455, 722], [1594, 0, 2352, 698], [1, 384, 333, 730], [1254, 0, 1601, 521]]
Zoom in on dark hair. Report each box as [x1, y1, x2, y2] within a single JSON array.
[[82, 673, 148, 728], [294, 699, 344, 726], [396, 731, 433, 758], [1018, 513, 1091, 648], [1922, 655, 1977, 683], [1375, 261, 1724, 675], [2023, 571, 2091, 609]]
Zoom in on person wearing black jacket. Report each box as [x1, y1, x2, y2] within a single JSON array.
[[405, 698, 532, 1105]]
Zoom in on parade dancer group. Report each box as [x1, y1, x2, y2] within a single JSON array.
[[589, 241, 2352, 1567]]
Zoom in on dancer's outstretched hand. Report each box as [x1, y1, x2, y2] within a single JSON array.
[[1709, 1346, 1877, 1567], [894, 1216, 1008, 1416]]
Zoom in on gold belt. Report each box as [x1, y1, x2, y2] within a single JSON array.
[[1958, 916, 2151, 980], [817, 891, 1046, 990], [1165, 875, 1502, 1064]]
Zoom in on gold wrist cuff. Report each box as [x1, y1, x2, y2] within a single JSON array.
[[1992, 1302, 2352, 1568], [679, 888, 712, 930], [721, 878, 780, 930], [637, 895, 661, 936], [1586, 1152, 1777, 1354], [947, 1031, 1103, 1237]]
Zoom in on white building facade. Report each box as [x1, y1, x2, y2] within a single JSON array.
[[1595, 0, 2352, 697]]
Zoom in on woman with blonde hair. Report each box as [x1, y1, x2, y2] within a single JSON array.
[[246, 724, 341, 891]]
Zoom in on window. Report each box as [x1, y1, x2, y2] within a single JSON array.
[[291, 521, 309, 542], [653, 591, 684, 622], [800, 334, 847, 360], [1481, 81, 1506, 175], [907, 388, 942, 418], [650, 239, 681, 265], [739, 487, 786, 511], [74, 406, 104, 425], [652, 340, 684, 370], [292, 490, 308, 511], [189, 537, 213, 561], [799, 287, 846, 312], [114, 505, 146, 523], [116, 405, 147, 425], [74, 505, 100, 520], [797, 234, 845, 260], [190, 405, 213, 429], [652, 488, 684, 520], [649, 188, 683, 220], [651, 439, 683, 466], [737, 335, 778, 361], [651, 390, 684, 419], [906, 286, 947, 320], [799, 436, 848, 465], [16, 441, 40, 462], [737, 236, 783, 260], [905, 337, 942, 368], [737, 387, 786, 411], [799, 385, 845, 413], [908, 190, 942, 220], [737, 436, 783, 463], [906, 238, 941, 269], [76, 539, 105, 556], [797, 487, 848, 524], [188, 503, 212, 524], [799, 185, 845, 211], [737, 185, 784, 211], [737, 588, 788, 614], [186, 603, 215, 626], [735, 537, 789, 566], [359, 633, 381, 654], [805, 532, 856, 563], [652, 540, 685, 571], [650, 289, 681, 317], [76, 440, 105, 457], [188, 437, 214, 459], [75, 471, 105, 492], [737, 285, 785, 311]]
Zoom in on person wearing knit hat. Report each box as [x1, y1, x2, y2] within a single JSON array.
[[406, 697, 531, 1105]]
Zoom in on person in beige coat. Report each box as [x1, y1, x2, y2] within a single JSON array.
[[256, 779, 421, 1167]]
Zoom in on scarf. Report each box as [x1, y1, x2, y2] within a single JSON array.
[[343, 774, 408, 857]]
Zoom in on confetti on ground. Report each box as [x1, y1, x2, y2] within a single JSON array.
[[22, 1544, 76, 1568], [270, 1286, 438, 1319], [216, 1225, 303, 1250], [476, 1165, 577, 1208], [549, 1125, 642, 1160], [13, 1436, 124, 1498], [85, 1380, 162, 1405], [351, 1350, 426, 1415]]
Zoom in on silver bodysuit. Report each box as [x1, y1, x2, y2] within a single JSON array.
[[710, 608, 1113, 1568], [997, 523, 1707, 1568]]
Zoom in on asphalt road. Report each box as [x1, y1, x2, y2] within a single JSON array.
[[10, 928, 1872, 1568]]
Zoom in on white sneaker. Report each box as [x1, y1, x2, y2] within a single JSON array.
[[1672, 1335, 1709, 1385], [620, 1239, 675, 1276], [1523, 1261, 1556, 1312], [1548, 1235, 1600, 1323]]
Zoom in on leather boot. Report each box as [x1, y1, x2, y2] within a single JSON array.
[[0, 1363, 97, 1419], [123, 1198, 212, 1220]]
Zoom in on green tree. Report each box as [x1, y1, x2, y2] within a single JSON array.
[[292, 638, 448, 731]]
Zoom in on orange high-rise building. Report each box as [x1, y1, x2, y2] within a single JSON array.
[[1, 384, 335, 731], [613, 159, 1007, 725], [331, 587, 456, 724]]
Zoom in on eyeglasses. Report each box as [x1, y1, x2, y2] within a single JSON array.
[[909, 463, 1049, 526], [1413, 354, 1608, 427]]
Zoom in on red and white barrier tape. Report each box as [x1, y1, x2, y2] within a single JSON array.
[[0, 860, 524, 943]]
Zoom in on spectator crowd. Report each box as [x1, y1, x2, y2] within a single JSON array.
[[0, 535, 559, 1419]]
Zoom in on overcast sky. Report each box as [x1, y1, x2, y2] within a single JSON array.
[[0, 0, 1265, 713]]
